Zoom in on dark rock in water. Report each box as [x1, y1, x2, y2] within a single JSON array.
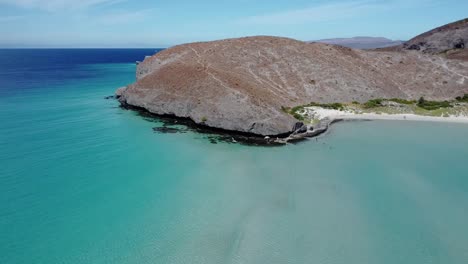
[[104, 95, 115, 100], [153, 127, 183, 134], [120, 103, 284, 146]]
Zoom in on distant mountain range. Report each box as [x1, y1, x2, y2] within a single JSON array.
[[312, 37, 404, 49]]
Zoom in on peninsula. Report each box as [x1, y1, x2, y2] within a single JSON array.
[[117, 18, 468, 144]]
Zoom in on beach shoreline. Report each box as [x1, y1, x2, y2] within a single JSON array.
[[276, 107, 468, 143], [305, 107, 468, 124]]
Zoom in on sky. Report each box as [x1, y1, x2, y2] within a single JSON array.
[[0, 0, 467, 48]]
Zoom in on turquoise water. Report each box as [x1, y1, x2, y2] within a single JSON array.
[[1, 50, 468, 264]]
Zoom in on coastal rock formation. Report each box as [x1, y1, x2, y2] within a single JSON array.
[[118, 36, 467, 136]]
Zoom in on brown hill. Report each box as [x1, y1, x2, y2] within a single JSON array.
[[117, 36, 468, 136], [383, 18, 468, 60]]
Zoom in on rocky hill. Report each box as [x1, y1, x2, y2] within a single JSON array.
[[314, 37, 403, 49], [117, 35, 467, 136], [383, 18, 468, 60], [404, 18, 467, 52]]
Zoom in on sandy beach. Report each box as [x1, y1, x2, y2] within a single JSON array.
[[305, 107, 468, 124]]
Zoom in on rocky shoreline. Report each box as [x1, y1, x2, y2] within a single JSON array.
[[116, 94, 337, 145], [116, 94, 468, 146], [275, 118, 343, 144], [118, 98, 286, 146]]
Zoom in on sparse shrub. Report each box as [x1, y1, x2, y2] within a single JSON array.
[[418, 97, 425, 105], [308, 102, 344, 110], [388, 98, 416, 105], [293, 113, 305, 121], [456, 94, 468, 102], [324, 103, 345, 110], [285, 105, 306, 120], [201, 117, 207, 122], [417, 97, 453, 110], [364, 99, 383, 108], [290, 105, 304, 114]]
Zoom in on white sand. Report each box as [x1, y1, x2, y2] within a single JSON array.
[[304, 107, 468, 124]]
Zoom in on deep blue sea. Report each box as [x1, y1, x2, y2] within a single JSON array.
[[1, 49, 468, 264]]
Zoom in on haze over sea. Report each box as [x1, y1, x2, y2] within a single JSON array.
[[1, 49, 468, 264]]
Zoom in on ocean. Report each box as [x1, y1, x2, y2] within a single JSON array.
[[1, 49, 468, 264]]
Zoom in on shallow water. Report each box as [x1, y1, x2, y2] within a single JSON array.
[[1, 49, 468, 264]]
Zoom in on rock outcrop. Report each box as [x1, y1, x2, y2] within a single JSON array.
[[382, 18, 468, 61], [117, 35, 467, 136], [403, 18, 467, 54]]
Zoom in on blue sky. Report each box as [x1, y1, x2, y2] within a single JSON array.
[[0, 0, 467, 47]]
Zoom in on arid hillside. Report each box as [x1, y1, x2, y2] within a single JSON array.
[[118, 35, 467, 136], [383, 18, 468, 60]]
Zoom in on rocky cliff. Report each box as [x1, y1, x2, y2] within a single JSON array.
[[117, 35, 467, 136]]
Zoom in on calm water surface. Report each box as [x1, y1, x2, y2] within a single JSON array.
[[1, 49, 468, 264]]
